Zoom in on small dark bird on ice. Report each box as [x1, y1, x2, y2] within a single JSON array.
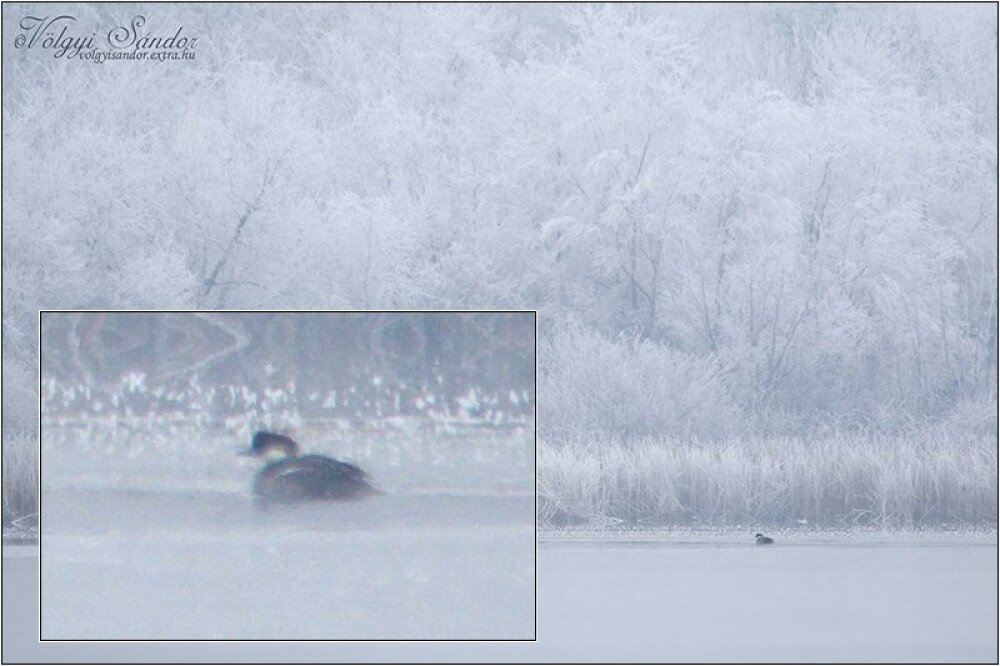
[[240, 431, 379, 506], [755, 533, 775, 545]]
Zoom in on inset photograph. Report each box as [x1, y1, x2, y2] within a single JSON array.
[[39, 311, 535, 640]]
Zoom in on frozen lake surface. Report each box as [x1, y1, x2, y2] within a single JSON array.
[[39, 421, 535, 640], [12, 532, 996, 662], [539, 532, 998, 663], [41, 489, 535, 640]]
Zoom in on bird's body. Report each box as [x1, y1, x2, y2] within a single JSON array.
[[755, 532, 774, 545], [242, 431, 379, 505], [254, 454, 376, 503]]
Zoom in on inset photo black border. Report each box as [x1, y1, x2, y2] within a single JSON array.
[[34, 309, 538, 644]]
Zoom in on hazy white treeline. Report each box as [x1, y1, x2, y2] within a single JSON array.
[[3, 4, 996, 520]]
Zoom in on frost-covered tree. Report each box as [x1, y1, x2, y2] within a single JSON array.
[[3, 4, 996, 521]]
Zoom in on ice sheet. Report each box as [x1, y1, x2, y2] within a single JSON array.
[[41, 489, 535, 640]]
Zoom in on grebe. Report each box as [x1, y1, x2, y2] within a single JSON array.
[[240, 431, 378, 505], [755, 533, 775, 545]]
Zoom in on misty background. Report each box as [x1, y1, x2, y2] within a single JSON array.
[[39, 311, 535, 495], [3, 4, 997, 528], [40, 311, 533, 422]]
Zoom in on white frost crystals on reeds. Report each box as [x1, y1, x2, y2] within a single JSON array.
[[538, 433, 997, 529], [1, 430, 38, 530]]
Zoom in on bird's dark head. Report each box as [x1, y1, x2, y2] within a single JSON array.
[[754, 533, 763, 538], [241, 431, 301, 462]]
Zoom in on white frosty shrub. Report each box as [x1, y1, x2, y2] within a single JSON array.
[[112, 240, 197, 308], [539, 324, 739, 440], [2, 357, 37, 434], [940, 394, 999, 439]]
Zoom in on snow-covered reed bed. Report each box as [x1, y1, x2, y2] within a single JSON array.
[[538, 433, 997, 529], [2, 430, 37, 528]]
